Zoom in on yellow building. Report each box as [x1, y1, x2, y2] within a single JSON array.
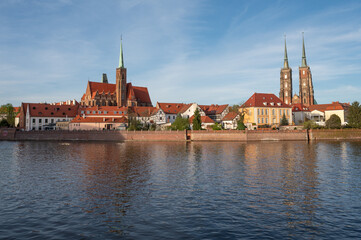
[[241, 93, 292, 129]]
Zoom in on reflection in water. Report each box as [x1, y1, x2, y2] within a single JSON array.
[[1, 141, 361, 239]]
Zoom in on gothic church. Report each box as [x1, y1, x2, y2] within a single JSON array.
[[279, 34, 315, 106]]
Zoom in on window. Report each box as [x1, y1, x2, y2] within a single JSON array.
[[119, 111, 122, 114], [51, 119, 54, 123], [261, 109, 264, 115], [32, 119, 35, 123], [279, 110, 282, 115], [168, 116, 170, 119], [39, 119, 42, 123], [160, 117, 163, 120], [114, 111, 117, 114], [258, 118, 260, 124], [87, 111, 90, 114], [81, 111, 84, 114], [93, 111, 96, 114], [272, 109, 275, 115], [104, 111, 107, 114], [45, 119, 48, 124], [266, 118, 268, 123], [285, 92, 288, 97], [173, 116, 175, 119], [287, 110, 289, 116], [303, 70, 305, 75], [98, 111, 101, 114], [265, 109, 268, 115], [261, 118, 264, 124], [285, 74, 288, 79]]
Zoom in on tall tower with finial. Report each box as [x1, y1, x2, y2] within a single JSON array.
[[279, 35, 293, 105], [116, 37, 127, 107], [299, 33, 314, 106]]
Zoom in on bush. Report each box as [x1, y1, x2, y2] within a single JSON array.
[[0, 119, 10, 127], [326, 114, 341, 129], [192, 109, 202, 130], [171, 114, 190, 130], [280, 114, 288, 126], [258, 124, 271, 128], [303, 120, 318, 129], [211, 123, 222, 130]]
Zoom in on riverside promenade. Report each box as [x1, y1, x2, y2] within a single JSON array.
[[1, 128, 361, 142]]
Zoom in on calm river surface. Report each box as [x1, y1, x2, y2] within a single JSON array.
[[0, 141, 361, 239]]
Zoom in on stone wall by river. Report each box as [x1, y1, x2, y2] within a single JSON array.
[[1, 128, 361, 142]]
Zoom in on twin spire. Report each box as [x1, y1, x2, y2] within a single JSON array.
[[118, 37, 124, 69], [283, 33, 308, 69]]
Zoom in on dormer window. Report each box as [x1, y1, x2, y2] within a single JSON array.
[[277, 103, 281, 106], [270, 102, 274, 106], [114, 111, 117, 114], [263, 102, 267, 106]]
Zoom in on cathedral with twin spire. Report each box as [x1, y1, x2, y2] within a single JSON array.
[[279, 33, 315, 106], [80, 40, 152, 107]]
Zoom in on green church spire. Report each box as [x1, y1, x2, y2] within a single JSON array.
[[301, 32, 307, 67], [118, 37, 124, 68], [283, 35, 289, 69]]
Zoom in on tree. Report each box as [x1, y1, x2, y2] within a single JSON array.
[[303, 120, 318, 129], [280, 114, 288, 126], [128, 118, 142, 130], [0, 119, 10, 127], [171, 114, 190, 130], [211, 122, 222, 130], [192, 108, 202, 130], [326, 114, 341, 129], [236, 114, 246, 130], [0, 103, 15, 127], [347, 101, 361, 128]]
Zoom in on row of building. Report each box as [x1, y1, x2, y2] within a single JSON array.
[[15, 36, 350, 131]]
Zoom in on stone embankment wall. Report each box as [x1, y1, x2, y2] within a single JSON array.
[[309, 129, 361, 141], [1, 128, 361, 142]]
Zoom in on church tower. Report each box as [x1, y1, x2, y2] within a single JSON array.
[[279, 36, 292, 105], [116, 39, 127, 107], [299, 33, 314, 106]]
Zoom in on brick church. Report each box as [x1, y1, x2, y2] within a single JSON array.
[[80, 40, 152, 107], [279, 33, 315, 106]]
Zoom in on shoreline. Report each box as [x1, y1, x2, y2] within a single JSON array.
[[1, 128, 361, 142]]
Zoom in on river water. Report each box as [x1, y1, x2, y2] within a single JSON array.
[[0, 141, 360, 239]]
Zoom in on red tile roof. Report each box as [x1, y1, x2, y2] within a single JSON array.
[[308, 102, 349, 112], [22, 103, 79, 118], [71, 115, 128, 123], [157, 102, 186, 114], [13, 107, 20, 113], [189, 115, 215, 124], [199, 104, 228, 115], [292, 103, 310, 112], [88, 81, 116, 95], [242, 93, 291, 108], [222, 112, 239, 121], [130, 106, 157, 117], [79, 106, 128, 116], [132, 86, 152, 104]]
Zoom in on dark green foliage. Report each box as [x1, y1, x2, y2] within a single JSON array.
[[149, 123, 157, 131], [171, 114, 190, 130], [303, 120, 318, 129], [280, 114, 288, 126], [211, 123, 222, 130], [192, 108, 202, 130], [128, 118, 142, 130], [347, 101, 361, 128], [326, 114, 341, 129], [236, 114, 246, 130], [0, 119, 10, 127], [229, 104, 240, 113], [258, 124, 271, 128], [0, 103, 15, 127]]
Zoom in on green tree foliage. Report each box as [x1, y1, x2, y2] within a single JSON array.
[[192, 108, 202, 130], [171, 114, 190, 130], [303, 120, 318, 129], [347, 101, 361, 128], [128, 118, 142, 130], [280, 114, 289, 126], [236, 114, 246, 130], [326, 114, 341, 129], [211, 122, 222, 130], [0, 103, 15, 127], [0, 119, 10, 127]]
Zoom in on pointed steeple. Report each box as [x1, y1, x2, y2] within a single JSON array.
[[118, 37, 124, 68], [301, 32, 307, 67], [283, 35, 289, 69]]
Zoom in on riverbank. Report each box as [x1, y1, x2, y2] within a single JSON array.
[[1, 128, 361, 142]]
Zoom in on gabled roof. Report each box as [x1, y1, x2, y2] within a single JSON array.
[[308, 102, 350, 112], [132, 86, 152, 104], [130, 106, 157, 117], [71, 115, 128, 123], [22, 103, 79, 118], [222, 112, 239, 121], [292, 103, 310, 112], [157, 102, 186, 114], [242, 93, 291, 108], [189, 115, 215, 124], [199, 104, 228, 115], [88, 81, 116, 95]]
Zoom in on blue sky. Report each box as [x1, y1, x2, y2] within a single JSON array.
[[1, 0, 361, 106]]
